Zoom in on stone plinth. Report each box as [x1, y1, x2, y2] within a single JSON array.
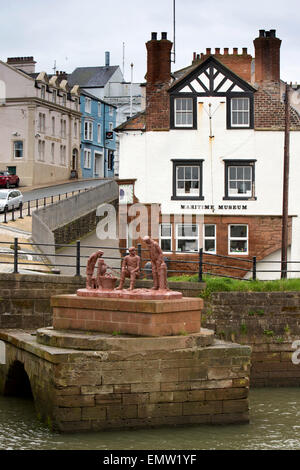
[[37, 327, 215, 351], [51, 294, 202, 337], [0, 329, 251, 433], [77, 288, 183, 300]]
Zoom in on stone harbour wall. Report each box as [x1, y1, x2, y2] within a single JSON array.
[[0, 274, 204, 329], [202, 291, 300, 387], [0, 330, 251, 432]]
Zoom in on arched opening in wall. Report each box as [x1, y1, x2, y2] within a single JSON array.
[[4, 360, 33, 399]]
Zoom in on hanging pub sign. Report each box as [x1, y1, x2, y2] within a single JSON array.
[[106, 131, 113, 140]]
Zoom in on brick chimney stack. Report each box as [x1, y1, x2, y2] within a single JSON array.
[[254, 29, 281, 84], [7, 56, 36, 74], [145, 32, 173, 131], [146, 32, 172, 85]]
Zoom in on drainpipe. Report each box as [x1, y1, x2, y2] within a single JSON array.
[[103, 102, 106, 178]]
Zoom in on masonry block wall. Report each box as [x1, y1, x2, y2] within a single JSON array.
[[202, 291, 300, 387], [0, 330, 251, 432]]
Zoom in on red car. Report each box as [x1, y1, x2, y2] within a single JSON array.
[[0, 171, 20, 188]]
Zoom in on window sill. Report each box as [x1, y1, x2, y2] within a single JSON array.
[[170, 126, 197, 130], [171, 196, 204, 201], [223, 197, 257, 201]]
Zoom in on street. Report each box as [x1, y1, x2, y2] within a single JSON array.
[[21, 178, 110, 202]]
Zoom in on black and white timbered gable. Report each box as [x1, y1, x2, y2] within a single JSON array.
[[169, 56, 256, 130]]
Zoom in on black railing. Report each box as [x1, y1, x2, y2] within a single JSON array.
[[1, 240, 300, 281], [0, 188, 88, 224]]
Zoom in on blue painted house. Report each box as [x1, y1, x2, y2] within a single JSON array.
[[80, 90, 116, 179]]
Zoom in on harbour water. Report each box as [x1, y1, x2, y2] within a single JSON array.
[[0, 388, 299, 450]]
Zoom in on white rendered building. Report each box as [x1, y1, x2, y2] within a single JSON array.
[[116, 31, 300, 279]]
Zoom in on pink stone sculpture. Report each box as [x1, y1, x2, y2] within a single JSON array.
[[143, 236, 168, 291], [115, 246, 141, 291], [86, 250, 106, 290]]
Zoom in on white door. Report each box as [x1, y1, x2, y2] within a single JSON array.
[[94, 153, 104, 177]]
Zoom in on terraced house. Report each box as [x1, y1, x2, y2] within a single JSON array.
[[0, 57, 81, 186], [80, 90, 116, 179], [116, 30, 300, 279]]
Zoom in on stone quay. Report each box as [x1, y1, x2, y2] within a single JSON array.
[[0, 288, 251, 433]]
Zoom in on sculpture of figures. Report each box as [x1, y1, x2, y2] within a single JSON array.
[[115, 246, 141, 291], [86, 250, 106, 290], [96, 254, 109, 289], [143, 236, 168, 291]]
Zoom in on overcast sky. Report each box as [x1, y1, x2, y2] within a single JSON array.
[[1, 0, 300, 84]]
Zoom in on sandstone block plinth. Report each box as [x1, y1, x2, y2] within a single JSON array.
[[51, 294, 202, 337]]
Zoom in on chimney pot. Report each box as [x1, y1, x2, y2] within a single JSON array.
[[206, 48, 211, 55], [259, 29, 265, 37], [151, 32, 157, 40], [242, 47, 247, 54], [215, 48, 220, 54], [161, 32, 167, 40], [233, 47, 238, 54], [224, 48, 229, 55], [269, 29, 276, 38]]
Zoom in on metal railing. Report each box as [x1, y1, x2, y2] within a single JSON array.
[[1, 240, 299, 281], [0, 188, 89, 224]]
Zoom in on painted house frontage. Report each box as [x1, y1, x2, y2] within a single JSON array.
[[0, 58, 81, 186], [80, 90, 116, 179], [116, 30, 300, 279]]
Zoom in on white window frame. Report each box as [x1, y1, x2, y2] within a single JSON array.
[[38, 140, 45, 161], [231, 97, 250, 128], [41, 85, 46, 100], [84, 149, 92, 169], [60, 119, 67, 139], [228, 165, 252, 198], [52, 90, 57, 104], [98, 102, 102, 117], [52, 116, 55, 136], [203, 224, 216, 254], [176, 224, 199, 253], [85, 97, 91, 114], [60, 145, 66, 166], [174, 97, 193, 128], [109, 106, 113, 116], [38, 113, 46, 133], [13, 140, 23, 159], [51, 143, 55, 164], [176, 165, 200, 197], [97, 124, 102, 144], [84, 121, 93, 141], [228, 224, 248, 255], [159, 223, 172, 252]]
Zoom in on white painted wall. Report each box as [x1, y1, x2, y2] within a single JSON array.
[[118, 95, 300, 274]]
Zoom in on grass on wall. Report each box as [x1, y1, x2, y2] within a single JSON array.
[[167, 274, 300, 299]]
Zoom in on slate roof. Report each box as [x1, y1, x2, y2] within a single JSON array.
[[68, 66, 119, 88]]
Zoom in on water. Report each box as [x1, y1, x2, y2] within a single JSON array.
[[0, 388, 299, 450]]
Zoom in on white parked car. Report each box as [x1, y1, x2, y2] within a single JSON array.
[[0, 189, 23, 212]]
